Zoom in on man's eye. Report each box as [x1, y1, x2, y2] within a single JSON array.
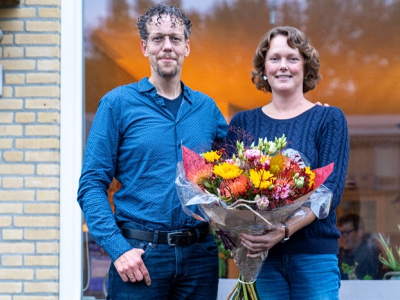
[[152, 36, 162, 42], [171, 37, 182, 43]]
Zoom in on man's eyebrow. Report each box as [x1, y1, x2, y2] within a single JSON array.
[[149, 33, 184, 37]]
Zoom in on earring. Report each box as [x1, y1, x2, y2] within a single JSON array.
[[263, 75, 267, 80]]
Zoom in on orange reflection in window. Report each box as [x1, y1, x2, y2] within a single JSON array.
[[107, 178, 121, 213]]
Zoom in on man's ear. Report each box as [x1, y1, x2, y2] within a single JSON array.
[[140, 40, 149, 57], [184, 39, 190, 57]]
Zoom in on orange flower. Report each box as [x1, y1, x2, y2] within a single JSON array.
[[288, 162, 302, 175], [220, 175, 249, 198], [187, 164, 213, 185]]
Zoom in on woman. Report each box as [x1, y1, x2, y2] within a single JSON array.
[[226, 26, 349, 299]]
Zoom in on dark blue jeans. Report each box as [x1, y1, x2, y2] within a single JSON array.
[[106, 231, 219, 300], [256, 254, 340, 300]]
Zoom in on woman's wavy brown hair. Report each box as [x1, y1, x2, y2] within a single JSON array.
[[252, 26, 321, 94]]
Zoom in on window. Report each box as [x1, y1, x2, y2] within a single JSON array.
[[82, 1, 400, 297]]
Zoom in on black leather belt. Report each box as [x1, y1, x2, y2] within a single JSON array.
[[121, 224, 210, 246]]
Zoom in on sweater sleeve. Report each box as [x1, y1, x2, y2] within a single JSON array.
[[317, 107, 350, 211], [77, 92, 133, 262]]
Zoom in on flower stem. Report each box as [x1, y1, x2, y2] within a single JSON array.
[[243, 281, 249, 300], [247, 283, 257, 300], [226, 276, 259, 300], [226, 282, 238, 300], [235, 281, 242, 300]]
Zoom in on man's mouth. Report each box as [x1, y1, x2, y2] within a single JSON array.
[[160, 56, 175, 61]]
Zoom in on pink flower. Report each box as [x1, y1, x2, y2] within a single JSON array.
[[244, 149, 262, 159], [273, 179, 291, 200], [256, 195, 270, 211]]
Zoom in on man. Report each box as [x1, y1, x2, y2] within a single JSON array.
[[77, 3, 227, 299], [337, 213, 383, 280]]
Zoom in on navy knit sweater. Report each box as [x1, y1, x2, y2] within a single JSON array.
[[226, 105, 349, 255]]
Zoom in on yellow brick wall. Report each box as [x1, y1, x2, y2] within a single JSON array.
[[0, 0, 61, 298]]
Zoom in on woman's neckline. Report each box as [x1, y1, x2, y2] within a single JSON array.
[[257, 105, 319, 121]]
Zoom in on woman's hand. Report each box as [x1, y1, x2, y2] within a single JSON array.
[[239, 224, 285, 258], [239, 206, 317, 258], [315, 102, 329, 107]]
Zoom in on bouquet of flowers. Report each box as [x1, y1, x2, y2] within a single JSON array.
[[175, 135, 334, 300]]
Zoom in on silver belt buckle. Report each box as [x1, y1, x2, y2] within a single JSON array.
[[167, 231, 182, 246]]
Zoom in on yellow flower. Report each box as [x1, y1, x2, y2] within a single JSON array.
[[213, 162, 243, 180], [269, 153, 284, 174], [260, 155, 269, 165], [249, 169, 275, 190], [203, 150, 221, 163], [305, 166, 315, 188]]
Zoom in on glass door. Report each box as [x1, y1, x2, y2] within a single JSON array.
[[83, 1, 400, 298]]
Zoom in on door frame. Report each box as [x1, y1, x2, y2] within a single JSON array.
[[59, 0, 84, 299]]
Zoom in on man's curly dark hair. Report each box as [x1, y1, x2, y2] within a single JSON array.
[[136, 2, 192, 41], [252, 26, 321, 94]]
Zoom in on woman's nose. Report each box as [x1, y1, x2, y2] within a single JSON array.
[[279, 61, 288, 70]]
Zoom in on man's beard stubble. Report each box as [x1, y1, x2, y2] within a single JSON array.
[[156, 66, 178, 78]]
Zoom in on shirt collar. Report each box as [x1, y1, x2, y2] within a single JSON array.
[[138, 77, 193, 104]]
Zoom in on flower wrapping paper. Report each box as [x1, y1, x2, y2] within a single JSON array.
[[175, 145, 334, 283]]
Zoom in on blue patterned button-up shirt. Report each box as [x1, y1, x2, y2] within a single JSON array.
[[77, 77, 228, 261]]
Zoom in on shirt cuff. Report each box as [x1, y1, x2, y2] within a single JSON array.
[[102, 231, 133, 262]]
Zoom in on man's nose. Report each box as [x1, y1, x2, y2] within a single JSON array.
[[162, 36, 173, 49]]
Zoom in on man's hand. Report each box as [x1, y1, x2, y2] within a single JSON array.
[[114, 248, 151, 286], [316, 102, 329, 107]]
